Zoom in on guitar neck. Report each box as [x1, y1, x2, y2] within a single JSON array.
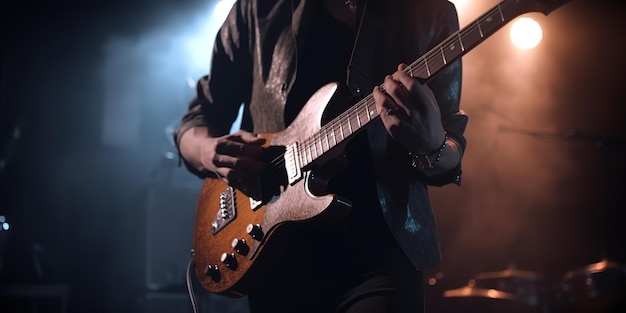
[[295, 0, 570, 168]]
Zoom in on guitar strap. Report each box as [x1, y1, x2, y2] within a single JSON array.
[[346, 0, 383, 98]]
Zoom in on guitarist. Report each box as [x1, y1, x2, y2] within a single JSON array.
[[175, 0, 468, 312]]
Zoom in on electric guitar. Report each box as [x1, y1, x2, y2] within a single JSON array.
[[192, 0, 571, 296]]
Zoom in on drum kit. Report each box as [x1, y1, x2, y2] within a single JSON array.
[[427, 259, 626, 313]]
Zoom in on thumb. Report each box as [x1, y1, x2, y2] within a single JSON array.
[[240, 132, 267, 146]]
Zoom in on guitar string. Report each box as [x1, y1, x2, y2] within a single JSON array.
[[253, 0, 520, 188], [253, 97, 377, 185], [295, 94, 377, 169], [255, 100, 375, 181], [302, 98, 375, 164]]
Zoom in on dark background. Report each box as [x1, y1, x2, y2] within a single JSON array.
[[1, 0, 625, 312]]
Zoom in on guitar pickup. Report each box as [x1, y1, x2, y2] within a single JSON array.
[[284, 143, 302, 185], [211, 186, 237, 235]]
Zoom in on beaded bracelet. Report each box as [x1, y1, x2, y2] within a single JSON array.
[[410, 134, 447, 171]]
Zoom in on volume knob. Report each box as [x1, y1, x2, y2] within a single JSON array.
[[246, 224, 264, 241], [231, 238, 250, 256], [221, 252, 238, 270], [204, 265, 220, 281]]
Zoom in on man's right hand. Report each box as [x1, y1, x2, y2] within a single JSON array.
[[180, 127, 266, 192]]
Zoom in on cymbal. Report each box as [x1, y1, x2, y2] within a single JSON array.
[[443, 286, 516, 300], [474, 267, 541, 280], [565, 258, 626, 277]]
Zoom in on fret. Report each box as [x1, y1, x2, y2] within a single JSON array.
[[299, 144, 305, 168], [480, 11, 505, 38], [315, 136, 324, 157], [461, 21, 484, 51], [457, 32, 465, 51], [311, 137, 319, 159], [443, 37, 463, 63], [314, 136, 320, 156], [497, 3, 505, 22], [477, 19, 484, 37], [346, 114, 353, 135], [317, 136, 323, 157], [310, 136, 316, 158], [500, 0, 522, 23], [440, 45, 447, 64], [308, 141, 313, 165], [425, 51, 446, 77], [369, 100, 377, 118], [305, 143, 312, 164], [355, 106, 362, 128], [339, 122, 345, 141], [424, 57, 432, 76], [331, 124, 337, 146], [365, 100, 372, 120], [324, 129, 330, 151], [313, 138, 324, 159]]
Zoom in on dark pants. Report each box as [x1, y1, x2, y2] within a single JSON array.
[[247, 208, 425, 313]]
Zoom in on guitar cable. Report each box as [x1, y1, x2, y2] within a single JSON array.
[[186, 251, 200, 313]]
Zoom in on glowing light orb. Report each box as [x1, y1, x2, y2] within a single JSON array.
[[510, 17, 543, 50]]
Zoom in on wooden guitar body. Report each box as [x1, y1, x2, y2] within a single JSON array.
[[192, 83, 352, 296]]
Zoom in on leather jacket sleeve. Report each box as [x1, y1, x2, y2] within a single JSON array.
[[175, 1, 253, 143], [172, 1, 254, 177]]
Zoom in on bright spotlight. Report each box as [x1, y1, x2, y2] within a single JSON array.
[[214, 0, 236, 20], [510, 17, 543, 50], [0, 215, 8, 231]]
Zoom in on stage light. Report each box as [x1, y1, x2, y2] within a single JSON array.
[[0, 215, 9, 231], [214, 0, 236, 19], [510, 17, 543, 50]]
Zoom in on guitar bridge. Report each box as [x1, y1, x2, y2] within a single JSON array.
[[211, 186, 237, 235], [284, 143, 302, 185]]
